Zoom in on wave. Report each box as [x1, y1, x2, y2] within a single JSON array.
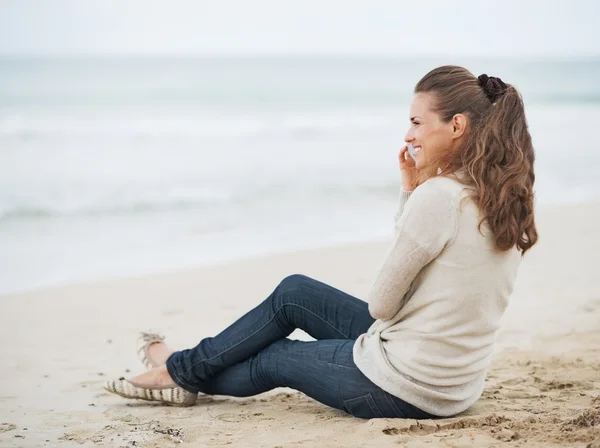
[[0, 186, 234, 221], [0, 182, 399, 222], [2, 97, 599, 141], [0, 112, 397, 140]]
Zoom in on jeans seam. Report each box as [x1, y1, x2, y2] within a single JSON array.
[[282, 302, 350, 339], [182, 298, 350, 377], [261, 349, 358, 372], [342, 393, 384, 418], [277, 287, 352, 339], [382, 391, 406, 418], [365, 393, 385, 418]]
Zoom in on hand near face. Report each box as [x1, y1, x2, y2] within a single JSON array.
[[398, 145, 418, 191]]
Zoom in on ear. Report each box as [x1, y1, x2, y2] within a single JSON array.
[[451, 113, 468, 140]]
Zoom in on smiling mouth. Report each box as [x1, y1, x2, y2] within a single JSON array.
[[413, 145, 422, 154]]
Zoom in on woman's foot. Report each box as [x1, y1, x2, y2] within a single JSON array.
[[146, 341, 175, 367], [128, 365, 177, 388], [104, 365, 197, 407], [137, 332, 175, 369]]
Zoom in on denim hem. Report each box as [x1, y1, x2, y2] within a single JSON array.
[[166, 352, 202, 394]]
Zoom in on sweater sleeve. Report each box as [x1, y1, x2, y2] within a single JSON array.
[[394, 188, 413, 231], [367, 181, 458, 320]]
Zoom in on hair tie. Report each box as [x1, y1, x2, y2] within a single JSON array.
[[478, 74, 508, 103]]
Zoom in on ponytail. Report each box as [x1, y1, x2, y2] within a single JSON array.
[[468, 83, 538, 254]]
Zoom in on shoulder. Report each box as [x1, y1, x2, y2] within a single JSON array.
[[402, 177, 460, 227], [398, 177, 460, 244], [401, 176, 461, 240], [423, 176, 466, 200], [410, 176, 464, 210]]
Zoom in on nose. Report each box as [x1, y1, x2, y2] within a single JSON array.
[[404, 127, 414, 143]]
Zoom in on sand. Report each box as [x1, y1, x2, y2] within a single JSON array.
[[1, 201, 599, 447]]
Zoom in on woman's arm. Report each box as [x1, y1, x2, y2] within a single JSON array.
[[367, 181, 458, 320], [393, 188, 413, 232]]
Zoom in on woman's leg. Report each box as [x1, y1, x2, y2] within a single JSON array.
[[166, 274, 376, 394], [201, 338, 434, 419]]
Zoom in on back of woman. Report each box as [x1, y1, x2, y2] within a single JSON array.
[[354, 176, 522, 416]]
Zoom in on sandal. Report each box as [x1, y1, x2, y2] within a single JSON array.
[[104, 377, 197, 407], [137, 331, 166, 369]]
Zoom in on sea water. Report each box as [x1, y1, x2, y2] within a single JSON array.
[[1, 56, 599, 293]]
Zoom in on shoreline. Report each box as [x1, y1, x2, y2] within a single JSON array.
[[3, 199, 600, 299], [0, 236, 388, 298], [1, 201, 599, 447]]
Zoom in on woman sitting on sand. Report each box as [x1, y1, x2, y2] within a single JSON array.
[[104, 65, 537, 419]]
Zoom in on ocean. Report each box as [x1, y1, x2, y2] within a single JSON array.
[[1, 56, 599, 294]]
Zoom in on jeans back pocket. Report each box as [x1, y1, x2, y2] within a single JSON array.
[[343, 393, 384, 419]]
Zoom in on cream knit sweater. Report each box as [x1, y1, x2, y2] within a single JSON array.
[[352, 174, 521, 417]]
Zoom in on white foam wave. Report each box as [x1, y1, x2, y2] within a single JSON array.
[[0, 185, 234, 221], [0, 112, 397, 139]]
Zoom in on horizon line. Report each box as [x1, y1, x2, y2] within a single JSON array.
[[1, 52, 599, 60]]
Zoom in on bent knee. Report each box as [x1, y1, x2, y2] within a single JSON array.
[[277, 273, 311, 291], [272, 274, 314, 304]]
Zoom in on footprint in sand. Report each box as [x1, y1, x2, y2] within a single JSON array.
[[0, 423, 16, 433]]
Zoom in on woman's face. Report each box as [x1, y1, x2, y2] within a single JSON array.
[[404, 92, 456, 170]]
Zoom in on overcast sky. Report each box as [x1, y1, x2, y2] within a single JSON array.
[[1, 0, 598, 57]]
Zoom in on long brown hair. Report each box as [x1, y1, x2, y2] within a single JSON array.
[[414, 65, 538, 255]]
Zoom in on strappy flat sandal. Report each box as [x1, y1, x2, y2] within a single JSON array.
[[104, 377, 197, 407], [137, 331, 166, 369]]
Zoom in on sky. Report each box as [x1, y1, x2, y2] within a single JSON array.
[[0, 0, 599, 57]]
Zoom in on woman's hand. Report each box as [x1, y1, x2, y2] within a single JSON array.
[[398, 145, 418, 191]]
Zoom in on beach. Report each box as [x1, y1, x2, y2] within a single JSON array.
[[1, 201, 599, 448], [2, 55, 600, 448]]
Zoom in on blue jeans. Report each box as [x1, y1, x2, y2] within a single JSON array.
[[166, 274, 435, 419]]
